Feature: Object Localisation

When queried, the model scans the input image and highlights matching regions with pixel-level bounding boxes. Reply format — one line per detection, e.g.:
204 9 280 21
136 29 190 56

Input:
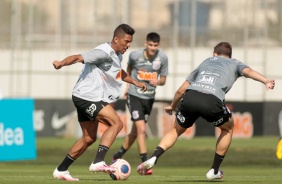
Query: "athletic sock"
150 146 165 164
93 145 109 163
57 154 75 171
113 146 127 160
140 153 148 162
211 152 225 174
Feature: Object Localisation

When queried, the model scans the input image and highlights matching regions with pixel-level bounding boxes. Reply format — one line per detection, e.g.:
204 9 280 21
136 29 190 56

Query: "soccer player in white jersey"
52 24 147 181
112 32 168 175
137 42 275 180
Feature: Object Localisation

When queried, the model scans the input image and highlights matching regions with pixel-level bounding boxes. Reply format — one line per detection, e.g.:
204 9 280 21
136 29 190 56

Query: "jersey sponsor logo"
86 104 96 117
211 118 224 126
152 60 161 70
136 60 152 66
108 95 118 101
137 71 157 81
191 83 216 93
200 71 219 76
116 70 122 80
137 88 155 95
197 75 216 85
132 110 139 119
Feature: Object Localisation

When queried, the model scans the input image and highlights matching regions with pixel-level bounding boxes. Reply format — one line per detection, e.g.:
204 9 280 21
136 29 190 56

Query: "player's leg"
136 98 155 162
53 120 98 181
137 91 196 175
135 119 154 175
112 120 148 161
134 97 154 175
112 122 137 160
54 96 105 181
206 117 234 180
113 95 151 163
135 119 147 159
113 95 138 160
89 104 123 174
216 118 234 155
71 120 99 158
137 120 186 175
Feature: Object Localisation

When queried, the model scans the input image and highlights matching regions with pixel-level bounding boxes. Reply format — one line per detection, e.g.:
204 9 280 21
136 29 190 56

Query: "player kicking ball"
52 24 146 181
137 42 275 180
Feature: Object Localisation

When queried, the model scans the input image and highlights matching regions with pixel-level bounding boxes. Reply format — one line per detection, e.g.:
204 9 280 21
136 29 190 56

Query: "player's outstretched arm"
53 54 84 70
164 80 190 115
242 67 275 91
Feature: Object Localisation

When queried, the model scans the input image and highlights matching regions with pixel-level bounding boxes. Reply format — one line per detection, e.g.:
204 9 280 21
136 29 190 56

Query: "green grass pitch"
0 137 282 183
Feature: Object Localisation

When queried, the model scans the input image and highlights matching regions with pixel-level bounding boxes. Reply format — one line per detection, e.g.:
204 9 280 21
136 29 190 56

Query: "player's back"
188 56 248 101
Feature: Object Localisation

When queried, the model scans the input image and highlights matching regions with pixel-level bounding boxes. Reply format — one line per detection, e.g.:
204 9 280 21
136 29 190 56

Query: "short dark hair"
146 32 160 43
113 24 135 37
214 42 232 58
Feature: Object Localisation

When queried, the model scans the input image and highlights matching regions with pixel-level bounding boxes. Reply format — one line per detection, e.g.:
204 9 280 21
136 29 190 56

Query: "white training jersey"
72 43 123 103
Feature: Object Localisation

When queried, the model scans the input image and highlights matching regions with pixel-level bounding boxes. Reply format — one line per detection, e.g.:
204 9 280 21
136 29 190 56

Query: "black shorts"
176 90 231 128
127 94 155 122
72 95 108 122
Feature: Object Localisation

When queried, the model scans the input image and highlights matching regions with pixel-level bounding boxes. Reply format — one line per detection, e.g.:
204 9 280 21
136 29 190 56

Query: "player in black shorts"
176 90 231 128
52 24 147 181
137 42 275 180
126 94 155 122
112 32 168 175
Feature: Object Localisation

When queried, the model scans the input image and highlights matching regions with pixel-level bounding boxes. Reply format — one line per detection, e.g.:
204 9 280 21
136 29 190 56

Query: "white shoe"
53 168 79 181
89 161 116 174
206 168 223 180
137 157 156 175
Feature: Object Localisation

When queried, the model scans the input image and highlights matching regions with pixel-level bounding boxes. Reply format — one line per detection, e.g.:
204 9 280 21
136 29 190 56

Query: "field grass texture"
0 137 282 183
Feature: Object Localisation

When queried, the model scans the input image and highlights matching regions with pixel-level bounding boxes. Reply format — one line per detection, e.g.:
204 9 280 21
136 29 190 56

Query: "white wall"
0 47 280 101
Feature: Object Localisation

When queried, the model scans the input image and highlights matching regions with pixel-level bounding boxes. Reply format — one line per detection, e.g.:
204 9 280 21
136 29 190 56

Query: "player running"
52 24 146 181
112 32 168 175
137 42 275 180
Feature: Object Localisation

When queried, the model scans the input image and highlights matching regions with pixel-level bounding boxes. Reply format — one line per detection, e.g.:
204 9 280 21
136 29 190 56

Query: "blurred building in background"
0 0 281 101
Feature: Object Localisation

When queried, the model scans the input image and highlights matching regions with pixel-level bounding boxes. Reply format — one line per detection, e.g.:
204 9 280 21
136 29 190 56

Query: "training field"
0 137 282 183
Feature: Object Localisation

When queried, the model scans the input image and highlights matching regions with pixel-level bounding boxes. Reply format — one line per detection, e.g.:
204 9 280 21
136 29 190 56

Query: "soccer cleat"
276 138 282 159
137 157 156 175
89 161 116 174
53 168 79 181
206 168 223 180
144 168 153 175
112 152 123 161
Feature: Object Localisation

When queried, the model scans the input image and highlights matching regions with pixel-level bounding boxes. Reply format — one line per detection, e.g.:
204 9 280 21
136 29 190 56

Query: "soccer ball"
109 159 131 180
